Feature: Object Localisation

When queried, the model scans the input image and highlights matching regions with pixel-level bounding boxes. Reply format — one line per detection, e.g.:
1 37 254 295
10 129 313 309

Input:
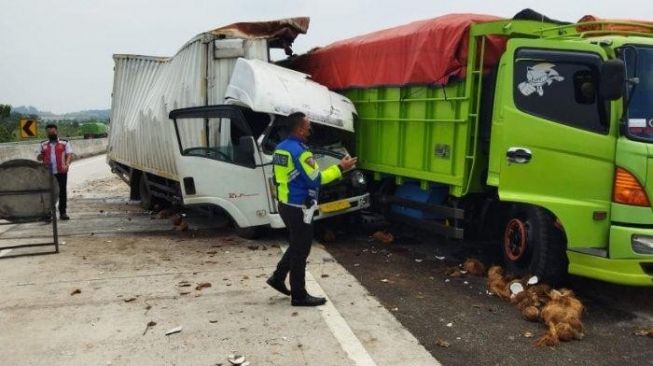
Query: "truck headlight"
632 235 653 255
350 170 367 187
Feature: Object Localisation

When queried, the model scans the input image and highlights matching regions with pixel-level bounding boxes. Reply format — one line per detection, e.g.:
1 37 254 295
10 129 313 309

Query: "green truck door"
489 40 616 249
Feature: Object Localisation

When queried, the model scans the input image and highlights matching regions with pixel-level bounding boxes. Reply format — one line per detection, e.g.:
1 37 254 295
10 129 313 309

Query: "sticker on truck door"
518 63 565 97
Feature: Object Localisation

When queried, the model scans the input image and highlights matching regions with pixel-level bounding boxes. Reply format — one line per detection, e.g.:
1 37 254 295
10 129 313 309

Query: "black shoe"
291 294 327 307
60 213 70 220
266 275 291 296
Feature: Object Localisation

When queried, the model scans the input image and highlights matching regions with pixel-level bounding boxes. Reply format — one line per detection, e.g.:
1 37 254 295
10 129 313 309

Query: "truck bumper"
568 225 653 286
269 193 371 229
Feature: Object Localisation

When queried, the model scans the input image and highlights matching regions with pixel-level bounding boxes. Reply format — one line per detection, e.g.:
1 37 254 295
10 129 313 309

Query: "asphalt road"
318 220 653 366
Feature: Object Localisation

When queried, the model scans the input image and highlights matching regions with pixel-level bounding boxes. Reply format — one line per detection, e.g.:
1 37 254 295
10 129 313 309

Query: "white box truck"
108 18 370 237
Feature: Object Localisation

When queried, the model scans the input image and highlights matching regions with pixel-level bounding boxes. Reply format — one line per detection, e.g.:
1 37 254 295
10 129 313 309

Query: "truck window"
176 116 254 167
513 49 608 134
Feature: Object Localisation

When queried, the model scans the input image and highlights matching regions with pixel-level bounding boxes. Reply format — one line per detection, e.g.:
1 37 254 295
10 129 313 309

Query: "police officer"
37 124 73 220
267 112 357 306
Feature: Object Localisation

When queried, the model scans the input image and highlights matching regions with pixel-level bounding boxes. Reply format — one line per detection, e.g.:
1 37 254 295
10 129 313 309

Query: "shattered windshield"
624 46 653 141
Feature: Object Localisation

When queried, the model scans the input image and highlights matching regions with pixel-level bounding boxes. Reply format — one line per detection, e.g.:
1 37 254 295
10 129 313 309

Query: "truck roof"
114 17 309 61
225 58 356 132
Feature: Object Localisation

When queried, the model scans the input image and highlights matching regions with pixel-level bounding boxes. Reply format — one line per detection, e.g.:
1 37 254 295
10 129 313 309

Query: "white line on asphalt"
282 245 378 366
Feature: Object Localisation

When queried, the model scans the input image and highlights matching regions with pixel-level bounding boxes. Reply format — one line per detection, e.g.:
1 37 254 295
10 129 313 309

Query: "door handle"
506 147 532 164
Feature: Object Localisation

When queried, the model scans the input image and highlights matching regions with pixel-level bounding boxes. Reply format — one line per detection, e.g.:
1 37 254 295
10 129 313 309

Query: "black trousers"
273 203 314 298
54 173 68 215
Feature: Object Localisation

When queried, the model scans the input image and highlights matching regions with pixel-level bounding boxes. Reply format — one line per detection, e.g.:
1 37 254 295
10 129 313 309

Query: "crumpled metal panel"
109 40 205 179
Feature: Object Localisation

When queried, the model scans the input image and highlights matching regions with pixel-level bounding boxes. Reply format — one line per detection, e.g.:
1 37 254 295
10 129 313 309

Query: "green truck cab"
296 16 653 285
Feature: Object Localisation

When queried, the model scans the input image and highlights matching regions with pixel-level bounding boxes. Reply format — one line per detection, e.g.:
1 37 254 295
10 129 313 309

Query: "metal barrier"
0 160 59 258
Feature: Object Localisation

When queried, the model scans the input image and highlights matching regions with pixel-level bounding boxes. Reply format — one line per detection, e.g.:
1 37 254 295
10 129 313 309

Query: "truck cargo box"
292 14 506 196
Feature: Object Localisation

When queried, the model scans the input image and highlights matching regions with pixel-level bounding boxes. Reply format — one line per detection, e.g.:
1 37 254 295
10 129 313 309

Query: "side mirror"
234 136 257 168
600 59 625 101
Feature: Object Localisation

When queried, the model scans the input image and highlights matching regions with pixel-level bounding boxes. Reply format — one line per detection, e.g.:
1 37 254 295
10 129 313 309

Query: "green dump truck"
80 122 108 139
294 11 653 285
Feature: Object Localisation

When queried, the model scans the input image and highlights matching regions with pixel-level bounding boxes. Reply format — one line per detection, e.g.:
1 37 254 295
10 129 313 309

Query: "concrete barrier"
0 138 108 163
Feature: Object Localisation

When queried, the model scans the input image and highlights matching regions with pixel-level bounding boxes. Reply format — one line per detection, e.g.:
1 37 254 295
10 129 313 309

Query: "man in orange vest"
37 124 73 220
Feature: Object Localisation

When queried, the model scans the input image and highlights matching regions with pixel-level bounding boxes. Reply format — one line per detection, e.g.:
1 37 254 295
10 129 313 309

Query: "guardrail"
0 138 108 163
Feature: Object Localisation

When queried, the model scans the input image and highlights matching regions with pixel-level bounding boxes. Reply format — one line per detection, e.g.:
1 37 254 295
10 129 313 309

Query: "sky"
1 0 652 114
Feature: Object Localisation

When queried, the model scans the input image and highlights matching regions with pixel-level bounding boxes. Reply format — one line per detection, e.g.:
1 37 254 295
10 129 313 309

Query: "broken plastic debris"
415 259 423 263
165 326 183 336
463 281 469 285
446 322 453 327
380 279 389 283
524 331 534 338
527 276 539 285
435 256 445 260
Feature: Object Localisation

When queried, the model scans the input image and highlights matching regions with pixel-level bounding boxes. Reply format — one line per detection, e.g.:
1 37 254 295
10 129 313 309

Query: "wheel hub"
504 218 528 261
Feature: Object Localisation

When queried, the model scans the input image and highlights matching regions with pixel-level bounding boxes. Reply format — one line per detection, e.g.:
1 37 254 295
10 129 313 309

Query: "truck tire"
139 176 154 210
502 205 568 284
235 225 265 239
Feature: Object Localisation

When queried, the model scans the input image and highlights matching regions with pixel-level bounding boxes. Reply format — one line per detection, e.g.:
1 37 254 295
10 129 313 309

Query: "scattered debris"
227 354 248 365
321 274 329 278
391 307 399 312
524 331 534 338
322 229 337 243
171 214 183 226
157 209 175 219
445 267 463 278
70 289 81 296
435 256 446 261
435 338 451 348
291 312 298 317
415 259 423 263
536 289 584 347
527 276 539 285
634 327 653 338
209 320 218 324
463 258 486 276
179 291 191 296
380 279 390 283
446 322 453 328
123 297 137 303
486 266 511 300
510 282 525 296
142 321 157 336
196 282 212 291
165 326 183 336
178 281 191 287
175 221 189 231
371 231 394 244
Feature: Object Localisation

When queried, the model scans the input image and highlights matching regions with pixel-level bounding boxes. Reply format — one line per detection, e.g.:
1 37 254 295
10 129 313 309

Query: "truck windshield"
624 46 653 142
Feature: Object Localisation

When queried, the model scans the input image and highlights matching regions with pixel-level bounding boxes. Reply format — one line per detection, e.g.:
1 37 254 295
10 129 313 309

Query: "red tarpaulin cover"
291 14 507 90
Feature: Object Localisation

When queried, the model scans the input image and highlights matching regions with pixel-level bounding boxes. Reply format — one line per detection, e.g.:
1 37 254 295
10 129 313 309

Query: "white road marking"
282 245 378 366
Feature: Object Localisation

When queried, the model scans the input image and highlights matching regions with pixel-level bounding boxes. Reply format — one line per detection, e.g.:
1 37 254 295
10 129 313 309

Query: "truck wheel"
235 225 265 239
502 205 568 284
139 176 154 210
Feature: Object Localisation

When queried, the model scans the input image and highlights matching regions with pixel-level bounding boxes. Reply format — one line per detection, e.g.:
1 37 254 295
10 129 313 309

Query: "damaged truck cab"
108 18 369 238
169 59 369 235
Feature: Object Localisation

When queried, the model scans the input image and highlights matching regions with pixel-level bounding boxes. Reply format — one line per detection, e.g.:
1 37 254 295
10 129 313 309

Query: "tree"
0 104 11 118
